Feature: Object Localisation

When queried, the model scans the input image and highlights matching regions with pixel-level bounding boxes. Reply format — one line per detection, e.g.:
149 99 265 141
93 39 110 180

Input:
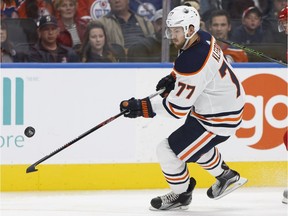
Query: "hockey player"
120 5 247 210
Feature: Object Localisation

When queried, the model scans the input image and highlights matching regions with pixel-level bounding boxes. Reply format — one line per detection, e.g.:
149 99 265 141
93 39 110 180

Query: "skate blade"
213 177 248 200
282 198 288 204
149 205 189 211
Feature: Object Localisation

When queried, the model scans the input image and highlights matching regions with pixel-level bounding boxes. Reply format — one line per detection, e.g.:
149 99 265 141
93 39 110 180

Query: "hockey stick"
26 88 165 173
216 38 287 67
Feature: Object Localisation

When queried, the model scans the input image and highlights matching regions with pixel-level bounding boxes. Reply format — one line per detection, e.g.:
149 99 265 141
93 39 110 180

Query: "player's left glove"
156 72 176 98
120 97 156 118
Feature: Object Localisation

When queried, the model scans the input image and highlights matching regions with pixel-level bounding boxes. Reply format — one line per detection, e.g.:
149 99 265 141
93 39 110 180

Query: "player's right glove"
156 72 176 98
120 97 156 118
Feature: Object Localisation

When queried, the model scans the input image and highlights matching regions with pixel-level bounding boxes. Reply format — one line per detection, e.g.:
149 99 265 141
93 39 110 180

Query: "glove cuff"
170 71 176 80
141 97 155 118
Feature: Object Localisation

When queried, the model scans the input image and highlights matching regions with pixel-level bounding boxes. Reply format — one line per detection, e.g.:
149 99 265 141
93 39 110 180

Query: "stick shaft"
26 89 164 173
216 38 287 67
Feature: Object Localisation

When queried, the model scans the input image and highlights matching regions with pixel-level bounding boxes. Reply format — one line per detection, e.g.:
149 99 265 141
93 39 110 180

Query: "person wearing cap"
231 6 274 44
127 9 177 62
27 15 80 62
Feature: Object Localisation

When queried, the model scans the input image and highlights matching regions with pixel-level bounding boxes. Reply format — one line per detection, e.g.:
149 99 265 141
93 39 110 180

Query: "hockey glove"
156 72 176 98
120 97 156 118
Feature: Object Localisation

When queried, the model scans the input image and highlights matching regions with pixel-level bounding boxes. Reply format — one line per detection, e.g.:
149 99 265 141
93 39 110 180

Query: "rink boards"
1 63 287 191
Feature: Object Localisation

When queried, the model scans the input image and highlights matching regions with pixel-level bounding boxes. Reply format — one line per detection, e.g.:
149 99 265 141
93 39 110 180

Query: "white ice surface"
1 187 287 216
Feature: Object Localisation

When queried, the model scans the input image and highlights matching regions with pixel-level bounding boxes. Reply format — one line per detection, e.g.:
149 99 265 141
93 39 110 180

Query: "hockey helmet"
278 6 288 32
165 5 200 40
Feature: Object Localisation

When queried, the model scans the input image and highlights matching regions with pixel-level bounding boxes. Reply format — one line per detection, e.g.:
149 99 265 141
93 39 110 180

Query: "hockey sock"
196 147 226 177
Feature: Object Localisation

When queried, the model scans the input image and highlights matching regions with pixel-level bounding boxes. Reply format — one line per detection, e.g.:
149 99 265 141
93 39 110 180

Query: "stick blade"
26 165 38 173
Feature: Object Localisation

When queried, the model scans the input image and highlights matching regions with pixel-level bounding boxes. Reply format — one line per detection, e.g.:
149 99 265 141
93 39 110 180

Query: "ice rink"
1 187 287 216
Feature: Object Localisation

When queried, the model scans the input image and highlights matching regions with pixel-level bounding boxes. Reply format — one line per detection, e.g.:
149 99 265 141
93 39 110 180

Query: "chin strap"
181 31 198 50
181 38 190 51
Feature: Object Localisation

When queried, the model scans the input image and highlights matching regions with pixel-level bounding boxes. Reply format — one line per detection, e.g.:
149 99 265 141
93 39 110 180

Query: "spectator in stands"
98 0 154 50
1 20 18 62
231 6 274 44
77 0 110 20
248 1 287 44
80 20 125 62
27 15 79 62
127 9 177 62
53 0 88 53
208 10 248 63
17 0 55 22
1 0 19 18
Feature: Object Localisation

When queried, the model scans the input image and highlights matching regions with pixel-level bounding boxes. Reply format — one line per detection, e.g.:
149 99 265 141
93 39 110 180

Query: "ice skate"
207 169 247 200
150 177 196 211
282 189 288 204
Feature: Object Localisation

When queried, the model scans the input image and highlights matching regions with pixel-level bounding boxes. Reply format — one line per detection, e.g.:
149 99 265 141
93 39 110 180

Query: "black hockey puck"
24 126 35 138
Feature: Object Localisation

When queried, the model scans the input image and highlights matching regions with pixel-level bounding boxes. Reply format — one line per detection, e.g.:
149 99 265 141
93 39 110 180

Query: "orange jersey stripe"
192 111 243 122
180 132 214 161
164 171 190 182
201 148 220 169
168 103 188 117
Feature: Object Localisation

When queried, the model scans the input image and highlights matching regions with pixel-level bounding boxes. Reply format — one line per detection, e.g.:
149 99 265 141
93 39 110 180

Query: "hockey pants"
156 115 230 194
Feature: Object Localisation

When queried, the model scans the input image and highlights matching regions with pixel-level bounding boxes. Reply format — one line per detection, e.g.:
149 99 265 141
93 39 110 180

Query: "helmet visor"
165 27 185 39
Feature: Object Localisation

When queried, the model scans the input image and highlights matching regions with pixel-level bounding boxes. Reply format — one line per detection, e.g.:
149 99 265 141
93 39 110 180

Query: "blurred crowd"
0 0 287 63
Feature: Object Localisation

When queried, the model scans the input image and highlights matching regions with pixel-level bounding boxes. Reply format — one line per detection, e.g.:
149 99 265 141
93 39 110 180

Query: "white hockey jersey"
152 31 245 136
